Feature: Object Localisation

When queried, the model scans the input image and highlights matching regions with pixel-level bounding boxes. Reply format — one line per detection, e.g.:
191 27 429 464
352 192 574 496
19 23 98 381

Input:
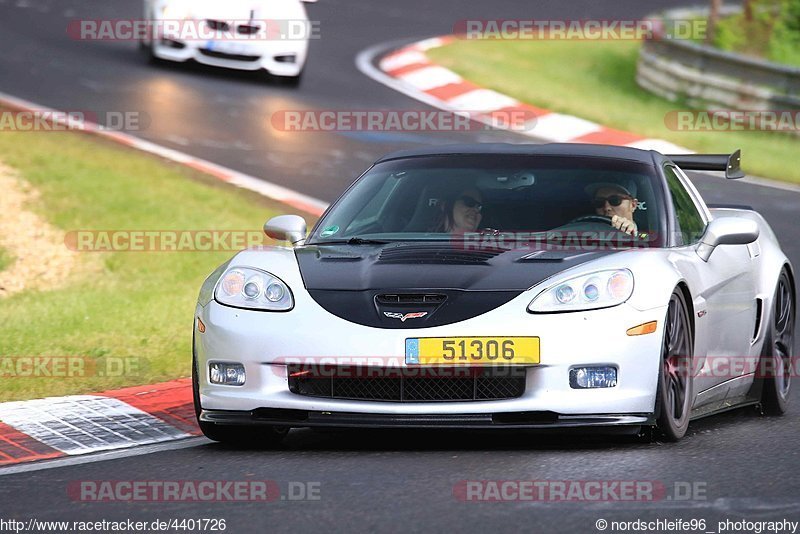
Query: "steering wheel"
568 215 613 225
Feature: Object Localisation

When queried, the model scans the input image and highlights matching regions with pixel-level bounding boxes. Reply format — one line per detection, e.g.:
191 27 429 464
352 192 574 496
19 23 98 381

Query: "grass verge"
0 123 312 401
0 247 12 272
428 39 800 183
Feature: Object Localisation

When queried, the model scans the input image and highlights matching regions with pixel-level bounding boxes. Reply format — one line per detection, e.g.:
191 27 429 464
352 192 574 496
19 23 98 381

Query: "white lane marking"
526 113 603 142
446 89 519 113
0 396 189 454
412 37 446 51
0 437 209 476
0 91 329 216
398 66 462 91
379 50 428 72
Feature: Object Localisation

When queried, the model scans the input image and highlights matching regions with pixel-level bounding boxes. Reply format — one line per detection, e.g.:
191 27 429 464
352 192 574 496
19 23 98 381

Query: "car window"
343 174 401 234
310 155 667 247
664 165 706 246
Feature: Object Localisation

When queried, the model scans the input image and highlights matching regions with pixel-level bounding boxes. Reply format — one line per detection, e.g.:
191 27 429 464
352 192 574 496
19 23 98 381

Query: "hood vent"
378 245 500 265
375 293 447 305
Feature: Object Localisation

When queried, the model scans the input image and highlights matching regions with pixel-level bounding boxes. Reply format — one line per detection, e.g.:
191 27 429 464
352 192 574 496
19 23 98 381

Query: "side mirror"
696 217 759 262
264 215 307 245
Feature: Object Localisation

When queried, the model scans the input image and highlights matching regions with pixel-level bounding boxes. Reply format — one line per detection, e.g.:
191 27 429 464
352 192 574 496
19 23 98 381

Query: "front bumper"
152 37 306 76
195 288 668 422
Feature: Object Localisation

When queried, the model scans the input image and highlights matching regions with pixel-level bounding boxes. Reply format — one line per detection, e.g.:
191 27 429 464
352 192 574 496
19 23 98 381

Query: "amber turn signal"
626 321 657 336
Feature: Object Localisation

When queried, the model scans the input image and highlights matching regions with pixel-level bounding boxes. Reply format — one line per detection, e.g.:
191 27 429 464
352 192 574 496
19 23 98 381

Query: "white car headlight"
161 1 192 20
214 267 293 311
528 269 634 313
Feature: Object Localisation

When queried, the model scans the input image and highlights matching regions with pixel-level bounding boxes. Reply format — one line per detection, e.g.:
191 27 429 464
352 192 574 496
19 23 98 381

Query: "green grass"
0 127 311 401
428 40 800 183
0 247 12 272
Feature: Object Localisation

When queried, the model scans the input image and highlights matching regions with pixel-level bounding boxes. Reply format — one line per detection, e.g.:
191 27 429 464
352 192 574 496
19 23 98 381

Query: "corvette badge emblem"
383 311 428 322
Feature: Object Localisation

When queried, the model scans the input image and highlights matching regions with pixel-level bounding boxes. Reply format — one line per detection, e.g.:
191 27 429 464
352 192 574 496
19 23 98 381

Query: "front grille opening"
274 54 297 63
237 24 260 35
288 365 526 402
159 38 186 49
199 49 261 62
375 293 446 305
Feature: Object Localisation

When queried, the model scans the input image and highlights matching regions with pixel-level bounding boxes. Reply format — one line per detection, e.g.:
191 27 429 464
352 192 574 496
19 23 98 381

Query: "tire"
192 336 287 447
273 71 303 87
760 269 795 415
654 289 694 441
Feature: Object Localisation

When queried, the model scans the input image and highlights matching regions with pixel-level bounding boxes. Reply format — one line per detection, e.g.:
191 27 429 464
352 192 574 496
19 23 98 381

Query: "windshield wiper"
314 237 392 245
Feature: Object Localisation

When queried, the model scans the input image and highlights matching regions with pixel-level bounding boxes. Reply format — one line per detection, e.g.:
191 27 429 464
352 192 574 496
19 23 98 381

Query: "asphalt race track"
1 0 800 532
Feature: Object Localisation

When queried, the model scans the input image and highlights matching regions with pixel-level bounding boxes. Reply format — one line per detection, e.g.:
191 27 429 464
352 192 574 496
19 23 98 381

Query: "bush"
711 0 800 66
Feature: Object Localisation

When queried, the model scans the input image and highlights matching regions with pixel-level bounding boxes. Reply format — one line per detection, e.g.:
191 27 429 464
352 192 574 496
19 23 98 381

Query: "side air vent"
752 298 763 343
378 246 500 265
376 294 447 305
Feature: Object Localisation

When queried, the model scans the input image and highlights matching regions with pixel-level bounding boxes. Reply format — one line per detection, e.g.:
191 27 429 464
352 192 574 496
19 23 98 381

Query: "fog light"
274 54 296 63
209 362 246 386
569 366 617 389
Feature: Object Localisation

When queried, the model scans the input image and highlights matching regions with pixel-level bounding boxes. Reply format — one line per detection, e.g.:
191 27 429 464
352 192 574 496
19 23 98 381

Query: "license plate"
405 337 540 365
206 40 253 55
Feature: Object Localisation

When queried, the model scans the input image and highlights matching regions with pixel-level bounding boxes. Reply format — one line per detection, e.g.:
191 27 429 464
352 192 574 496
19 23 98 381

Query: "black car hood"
295 243 615 328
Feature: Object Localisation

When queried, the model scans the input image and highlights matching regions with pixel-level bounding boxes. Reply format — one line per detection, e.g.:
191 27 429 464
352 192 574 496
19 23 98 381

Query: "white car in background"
141 0 315 84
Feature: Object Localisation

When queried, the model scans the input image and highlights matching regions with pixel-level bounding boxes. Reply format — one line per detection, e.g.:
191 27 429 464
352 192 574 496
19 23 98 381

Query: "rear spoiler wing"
666 149 744 179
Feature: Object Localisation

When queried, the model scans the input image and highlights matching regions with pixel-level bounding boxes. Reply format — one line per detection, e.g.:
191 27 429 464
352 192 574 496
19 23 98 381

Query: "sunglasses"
592 194 631 209
458 196 483 211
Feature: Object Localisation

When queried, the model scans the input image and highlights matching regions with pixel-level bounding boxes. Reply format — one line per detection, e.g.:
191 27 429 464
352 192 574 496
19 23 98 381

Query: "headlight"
528 269 633 313
161 1 192 20
214 267 293 311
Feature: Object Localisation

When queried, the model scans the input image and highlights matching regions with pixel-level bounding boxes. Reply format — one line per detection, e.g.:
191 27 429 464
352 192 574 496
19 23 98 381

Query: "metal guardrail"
636 7 800 111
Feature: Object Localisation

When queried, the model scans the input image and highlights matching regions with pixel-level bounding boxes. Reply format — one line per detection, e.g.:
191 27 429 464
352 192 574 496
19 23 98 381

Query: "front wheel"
760 269 795 415
654 289 693 441
273 71 303 87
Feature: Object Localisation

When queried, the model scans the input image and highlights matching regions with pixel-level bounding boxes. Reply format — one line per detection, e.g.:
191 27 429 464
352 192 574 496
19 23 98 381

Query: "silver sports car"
193 143 795 443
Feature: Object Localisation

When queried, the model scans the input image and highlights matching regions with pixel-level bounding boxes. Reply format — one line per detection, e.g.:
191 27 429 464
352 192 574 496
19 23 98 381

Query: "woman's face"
451 189 483 232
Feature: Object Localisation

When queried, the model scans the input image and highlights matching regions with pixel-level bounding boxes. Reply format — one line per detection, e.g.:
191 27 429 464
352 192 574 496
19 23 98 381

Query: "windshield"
309 155 665 248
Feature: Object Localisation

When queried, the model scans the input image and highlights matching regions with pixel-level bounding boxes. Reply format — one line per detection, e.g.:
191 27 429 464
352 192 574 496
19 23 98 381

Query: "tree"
707 0 723 43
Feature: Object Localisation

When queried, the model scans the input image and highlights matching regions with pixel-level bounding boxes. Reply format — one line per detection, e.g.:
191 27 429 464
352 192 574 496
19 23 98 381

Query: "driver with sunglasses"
431 187 484 233
585 180 639 236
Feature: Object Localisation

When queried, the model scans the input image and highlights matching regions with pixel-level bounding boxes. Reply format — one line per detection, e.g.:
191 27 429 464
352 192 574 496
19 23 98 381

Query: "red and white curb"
359 36 690 154
0 379 199 466
0 91 328 217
